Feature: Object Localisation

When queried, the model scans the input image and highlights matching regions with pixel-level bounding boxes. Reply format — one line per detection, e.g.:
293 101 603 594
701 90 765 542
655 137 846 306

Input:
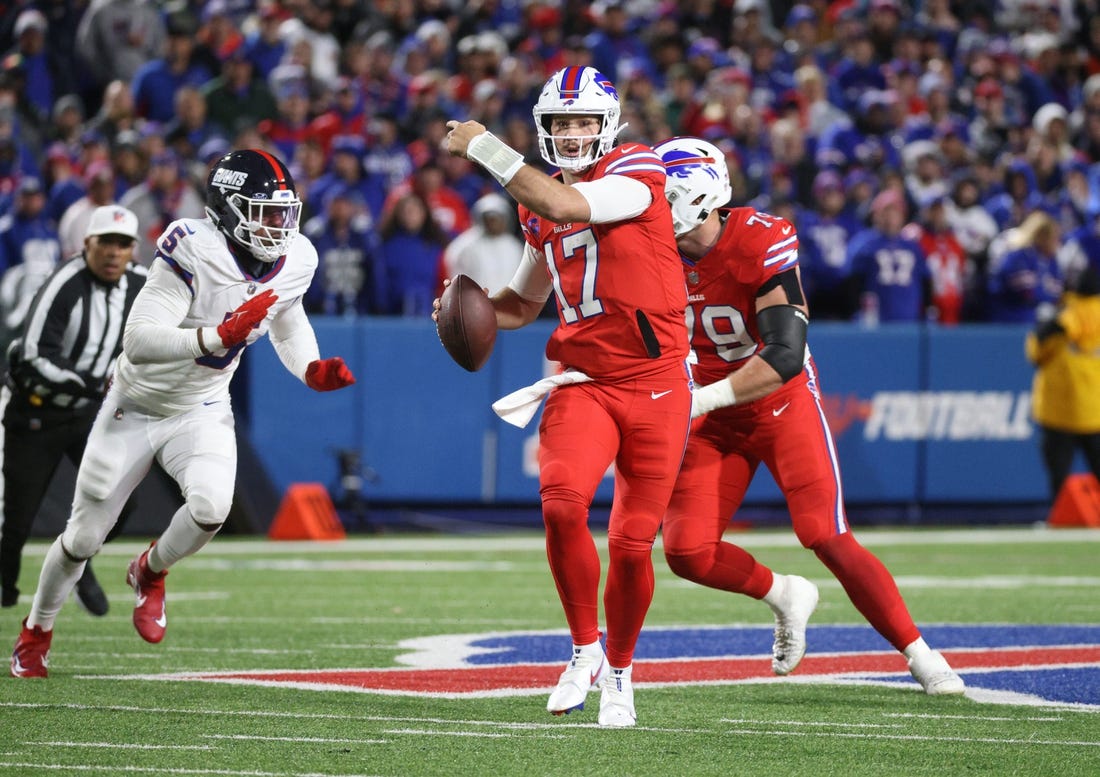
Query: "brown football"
436 274 498 372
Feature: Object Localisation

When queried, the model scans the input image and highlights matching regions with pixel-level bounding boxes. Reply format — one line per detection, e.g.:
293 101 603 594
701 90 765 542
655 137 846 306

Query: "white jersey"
113 217 320 415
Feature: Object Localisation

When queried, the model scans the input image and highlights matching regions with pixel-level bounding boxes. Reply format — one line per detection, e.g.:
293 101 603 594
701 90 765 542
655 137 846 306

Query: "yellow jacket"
1026 293 1100 433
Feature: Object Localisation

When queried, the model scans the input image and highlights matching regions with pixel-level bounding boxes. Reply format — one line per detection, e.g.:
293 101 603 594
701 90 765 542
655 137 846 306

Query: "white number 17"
544 229 604 323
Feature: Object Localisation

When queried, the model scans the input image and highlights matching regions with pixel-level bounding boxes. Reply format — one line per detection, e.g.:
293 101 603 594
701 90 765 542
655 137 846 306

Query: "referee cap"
86 205 139 241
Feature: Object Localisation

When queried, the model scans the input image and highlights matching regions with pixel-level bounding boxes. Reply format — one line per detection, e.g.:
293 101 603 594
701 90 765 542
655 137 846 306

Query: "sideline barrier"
246 319 1063 511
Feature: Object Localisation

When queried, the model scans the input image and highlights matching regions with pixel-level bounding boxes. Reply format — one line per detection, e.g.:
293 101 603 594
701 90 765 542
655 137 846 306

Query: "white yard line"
18 526 1100 558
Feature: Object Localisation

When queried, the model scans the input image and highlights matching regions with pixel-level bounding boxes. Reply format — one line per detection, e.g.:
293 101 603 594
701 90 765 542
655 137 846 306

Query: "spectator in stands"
83 80 138 150
75 0 166 97
279 0 342 88
305 134 372 219
110 130 146 199
6 9 57 122
376 190 448 316
307 76 367 157
1026 267 1100 503
202 41 279 141
361 113 413 221
357 30 406 120
384 159 471 239
1059 208 1100 290
58 160 117 257
258 70 314 162
798 170 862 321
43 144 82 224
984 159 1044 232
243 1 289 82
441 192 523 295
847 188 932 323
303 184 380 316
119 150 205 265
131 11 215 125
585 1 652 84
0 177 62 339
163 86 221 163
987 210 1064 323
908 193 968 324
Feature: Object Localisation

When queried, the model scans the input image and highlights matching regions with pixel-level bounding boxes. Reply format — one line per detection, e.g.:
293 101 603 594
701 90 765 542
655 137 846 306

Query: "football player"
441 66 692 726
655 136 965 695
12 149 356 678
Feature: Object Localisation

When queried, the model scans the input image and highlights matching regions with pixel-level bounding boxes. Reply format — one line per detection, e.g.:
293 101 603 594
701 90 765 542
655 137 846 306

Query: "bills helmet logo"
662 150 721 181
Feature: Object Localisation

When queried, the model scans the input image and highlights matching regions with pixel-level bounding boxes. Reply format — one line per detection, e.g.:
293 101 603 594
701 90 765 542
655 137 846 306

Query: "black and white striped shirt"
6 254 147 411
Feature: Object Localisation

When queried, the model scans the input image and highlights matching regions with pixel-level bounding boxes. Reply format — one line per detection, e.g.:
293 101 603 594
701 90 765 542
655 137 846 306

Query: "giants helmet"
205 149 301 262
654 137 733 238
532 66 623 172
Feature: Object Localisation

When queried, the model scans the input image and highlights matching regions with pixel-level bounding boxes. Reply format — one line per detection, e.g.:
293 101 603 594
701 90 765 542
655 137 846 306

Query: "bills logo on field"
132 625 1100 710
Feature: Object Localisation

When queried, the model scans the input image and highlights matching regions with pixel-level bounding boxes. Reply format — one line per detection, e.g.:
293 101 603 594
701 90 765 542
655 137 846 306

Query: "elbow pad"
756 304 808 383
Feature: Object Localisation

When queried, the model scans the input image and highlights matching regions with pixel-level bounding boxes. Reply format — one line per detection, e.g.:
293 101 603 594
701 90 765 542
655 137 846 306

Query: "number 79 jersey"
684 207 802 386
517 144 689 381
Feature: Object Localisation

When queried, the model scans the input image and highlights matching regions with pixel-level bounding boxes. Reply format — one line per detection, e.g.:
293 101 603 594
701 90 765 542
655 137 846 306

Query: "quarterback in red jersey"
443 66 692 726
654 137 965 695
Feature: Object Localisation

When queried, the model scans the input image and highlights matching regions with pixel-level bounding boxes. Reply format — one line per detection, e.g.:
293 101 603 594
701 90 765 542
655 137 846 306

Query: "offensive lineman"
12 149 356 677
442 66 692 726
655 137 965 695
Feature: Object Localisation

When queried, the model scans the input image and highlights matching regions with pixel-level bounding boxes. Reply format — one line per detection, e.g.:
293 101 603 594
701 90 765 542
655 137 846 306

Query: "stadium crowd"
1 0 1099 327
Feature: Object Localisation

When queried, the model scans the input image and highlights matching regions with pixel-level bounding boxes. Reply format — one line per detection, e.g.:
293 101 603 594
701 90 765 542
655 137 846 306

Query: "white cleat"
547 645 609 715
908 649 966 696
598 666 636 728
770 574 819 675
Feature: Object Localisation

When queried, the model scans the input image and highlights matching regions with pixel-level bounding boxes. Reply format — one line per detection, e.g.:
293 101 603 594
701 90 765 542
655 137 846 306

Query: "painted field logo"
135 624 1100 711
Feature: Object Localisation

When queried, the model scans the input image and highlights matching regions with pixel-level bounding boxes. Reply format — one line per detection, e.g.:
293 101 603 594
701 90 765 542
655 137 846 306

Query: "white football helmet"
533 66 623 172
654 137 733 237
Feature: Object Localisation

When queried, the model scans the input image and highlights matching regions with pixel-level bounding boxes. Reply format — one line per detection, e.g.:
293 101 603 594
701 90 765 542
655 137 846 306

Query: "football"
436 274 498 372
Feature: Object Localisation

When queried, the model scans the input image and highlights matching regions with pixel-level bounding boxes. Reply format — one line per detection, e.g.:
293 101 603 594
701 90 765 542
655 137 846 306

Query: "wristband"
197 327 213 356
690 379 736 419
466 131 525 186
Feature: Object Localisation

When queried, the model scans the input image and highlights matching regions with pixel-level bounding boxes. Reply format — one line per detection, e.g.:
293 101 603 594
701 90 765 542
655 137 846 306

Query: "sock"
814 532 922 652
149 505 220 572
543 498 602 646
26 537 85 631
603 541 653 668
903 637 932 661
762 572 789 613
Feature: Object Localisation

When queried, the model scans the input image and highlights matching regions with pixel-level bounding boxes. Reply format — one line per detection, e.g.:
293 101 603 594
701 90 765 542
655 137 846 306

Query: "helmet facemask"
226 189 301 262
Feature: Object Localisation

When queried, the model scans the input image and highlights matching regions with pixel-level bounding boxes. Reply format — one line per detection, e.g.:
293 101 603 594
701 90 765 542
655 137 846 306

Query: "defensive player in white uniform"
12 149 356 677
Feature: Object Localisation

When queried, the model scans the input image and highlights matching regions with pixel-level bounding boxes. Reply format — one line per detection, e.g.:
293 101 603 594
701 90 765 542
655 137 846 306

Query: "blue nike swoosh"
202 400 220 406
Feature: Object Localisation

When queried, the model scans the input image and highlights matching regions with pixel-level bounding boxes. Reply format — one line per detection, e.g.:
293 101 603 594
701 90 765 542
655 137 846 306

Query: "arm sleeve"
121 260 208 364
267 297 321 382
507 242 554 303
572 174 652 223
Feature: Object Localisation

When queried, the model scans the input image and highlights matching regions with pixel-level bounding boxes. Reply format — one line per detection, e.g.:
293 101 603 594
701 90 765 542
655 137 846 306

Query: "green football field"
2 525 1099 776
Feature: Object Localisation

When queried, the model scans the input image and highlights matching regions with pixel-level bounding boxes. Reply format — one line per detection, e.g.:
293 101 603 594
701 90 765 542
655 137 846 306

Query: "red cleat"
126 545 168 644
11 619 51 678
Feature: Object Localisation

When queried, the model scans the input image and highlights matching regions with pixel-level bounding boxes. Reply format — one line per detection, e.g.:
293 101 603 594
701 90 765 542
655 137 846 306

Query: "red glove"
305 357 356 392
217 289 278 348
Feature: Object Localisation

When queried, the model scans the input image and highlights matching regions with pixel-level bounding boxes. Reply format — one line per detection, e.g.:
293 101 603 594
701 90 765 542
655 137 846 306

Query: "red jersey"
518 143 689 380
684 207 803 387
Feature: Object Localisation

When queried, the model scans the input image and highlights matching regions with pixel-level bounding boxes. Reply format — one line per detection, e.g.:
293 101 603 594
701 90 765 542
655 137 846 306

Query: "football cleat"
769 574 820 675
126 545 168 644
908 649 966 695
547 644 609 715
74 562 109 617
11 619 51 678
598 666 636 727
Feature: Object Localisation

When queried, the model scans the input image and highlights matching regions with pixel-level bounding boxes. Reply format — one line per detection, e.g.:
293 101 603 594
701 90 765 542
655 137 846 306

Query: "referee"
1 206 146 615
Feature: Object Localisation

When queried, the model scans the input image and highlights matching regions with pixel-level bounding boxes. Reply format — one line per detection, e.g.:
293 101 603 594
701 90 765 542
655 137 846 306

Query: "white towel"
491 370 594 428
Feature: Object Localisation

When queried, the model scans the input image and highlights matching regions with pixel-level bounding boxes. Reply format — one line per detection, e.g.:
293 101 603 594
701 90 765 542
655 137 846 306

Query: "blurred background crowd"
1 0 1099 335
